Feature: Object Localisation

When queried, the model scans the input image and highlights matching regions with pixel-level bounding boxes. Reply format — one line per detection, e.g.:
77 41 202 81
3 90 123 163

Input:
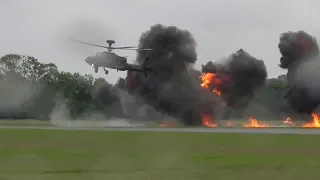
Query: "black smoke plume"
278 31 319 70
278 30 320 114
91 80 124 118
136 24 197 70
126 24 217 126
202 49 267 119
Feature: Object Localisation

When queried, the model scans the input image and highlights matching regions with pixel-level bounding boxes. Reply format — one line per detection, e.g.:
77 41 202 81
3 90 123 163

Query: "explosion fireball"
122 24 320 129
126 24 217 126
200 49 267 120
200 73 222 96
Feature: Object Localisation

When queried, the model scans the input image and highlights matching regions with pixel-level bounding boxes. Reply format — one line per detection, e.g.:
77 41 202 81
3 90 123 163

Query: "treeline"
0 54 127 120
0 53 307 121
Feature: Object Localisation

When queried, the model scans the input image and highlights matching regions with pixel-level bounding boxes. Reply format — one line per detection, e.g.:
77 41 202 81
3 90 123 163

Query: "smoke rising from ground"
91 80 124 118
0 75 39 118
278 30 320 114
202 49 267 119
125 24 217 125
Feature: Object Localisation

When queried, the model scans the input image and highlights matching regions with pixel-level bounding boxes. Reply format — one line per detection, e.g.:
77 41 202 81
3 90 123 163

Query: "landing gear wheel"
105 69 109 74
94 66 98 73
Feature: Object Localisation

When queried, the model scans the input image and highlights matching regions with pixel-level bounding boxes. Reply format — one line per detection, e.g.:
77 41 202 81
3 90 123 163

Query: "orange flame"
202 113 218 127
283 117 295 126
155 114 320 128
200 73 223 96
157 122 174 127
243 117 270 128
213 90 221 96
225 122 233 127
302 113 320 127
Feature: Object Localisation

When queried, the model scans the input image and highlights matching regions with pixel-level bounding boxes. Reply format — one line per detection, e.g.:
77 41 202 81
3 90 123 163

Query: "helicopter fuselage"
71 38 153 75
85 51 128 70
84 51 154 76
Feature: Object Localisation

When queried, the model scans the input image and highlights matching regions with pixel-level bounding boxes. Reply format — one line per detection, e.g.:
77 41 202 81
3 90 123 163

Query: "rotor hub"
106 40 115 47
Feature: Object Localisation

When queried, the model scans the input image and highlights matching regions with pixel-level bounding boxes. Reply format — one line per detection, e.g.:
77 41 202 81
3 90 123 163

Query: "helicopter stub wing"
125 63 155 77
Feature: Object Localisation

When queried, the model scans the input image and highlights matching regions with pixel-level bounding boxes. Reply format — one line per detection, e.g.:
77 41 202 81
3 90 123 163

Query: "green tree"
0 54 58 119
266 78 288 91
277 74 287 83
0 54 23 74
0 53 128 120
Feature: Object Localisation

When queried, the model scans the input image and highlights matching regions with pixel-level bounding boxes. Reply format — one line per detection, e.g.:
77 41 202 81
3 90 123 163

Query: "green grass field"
0 129 319 180
0 120 50 125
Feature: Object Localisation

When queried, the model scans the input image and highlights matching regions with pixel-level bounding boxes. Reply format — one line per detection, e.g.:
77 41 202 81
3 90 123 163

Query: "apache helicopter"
70 39 154 76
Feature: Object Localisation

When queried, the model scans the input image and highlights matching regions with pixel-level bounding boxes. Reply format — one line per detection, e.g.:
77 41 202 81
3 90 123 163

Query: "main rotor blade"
112 46 137 49
70 39 111 49
111 47 153 51
70 39 153 51
116 47 153 51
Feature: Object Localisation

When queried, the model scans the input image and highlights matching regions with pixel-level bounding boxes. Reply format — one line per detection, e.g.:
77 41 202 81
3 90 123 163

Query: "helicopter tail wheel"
105 69 109 74
94 66 98 73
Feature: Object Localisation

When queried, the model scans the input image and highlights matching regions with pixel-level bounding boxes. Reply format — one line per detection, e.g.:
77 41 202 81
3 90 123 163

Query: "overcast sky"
1 0 320 84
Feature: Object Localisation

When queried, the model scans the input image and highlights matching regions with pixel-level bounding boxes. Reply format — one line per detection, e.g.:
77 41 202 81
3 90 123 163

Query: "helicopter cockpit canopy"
88 52 102 58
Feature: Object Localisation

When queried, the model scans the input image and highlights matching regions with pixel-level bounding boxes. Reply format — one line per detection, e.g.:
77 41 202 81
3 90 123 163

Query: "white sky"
1 0 320 84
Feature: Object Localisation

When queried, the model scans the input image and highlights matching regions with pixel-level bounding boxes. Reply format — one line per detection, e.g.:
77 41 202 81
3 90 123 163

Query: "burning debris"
302 113 320 127
155 114 320 128
283 117 295 127
200 49 267 119
243 117 270 128
157 123 174 128
278 31 320 114
126 24 217 126
201 113 219 127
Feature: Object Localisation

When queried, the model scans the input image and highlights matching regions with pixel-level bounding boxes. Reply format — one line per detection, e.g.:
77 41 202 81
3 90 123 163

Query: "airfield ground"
0 126 320 180
0 120 50 125
0 119 302 127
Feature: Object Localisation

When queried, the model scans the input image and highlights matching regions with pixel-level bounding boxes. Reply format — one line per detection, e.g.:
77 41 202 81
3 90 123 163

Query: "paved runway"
1 125 320 135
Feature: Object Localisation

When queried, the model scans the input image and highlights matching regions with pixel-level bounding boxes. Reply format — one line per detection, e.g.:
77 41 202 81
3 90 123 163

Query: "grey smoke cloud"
278 30 320 114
